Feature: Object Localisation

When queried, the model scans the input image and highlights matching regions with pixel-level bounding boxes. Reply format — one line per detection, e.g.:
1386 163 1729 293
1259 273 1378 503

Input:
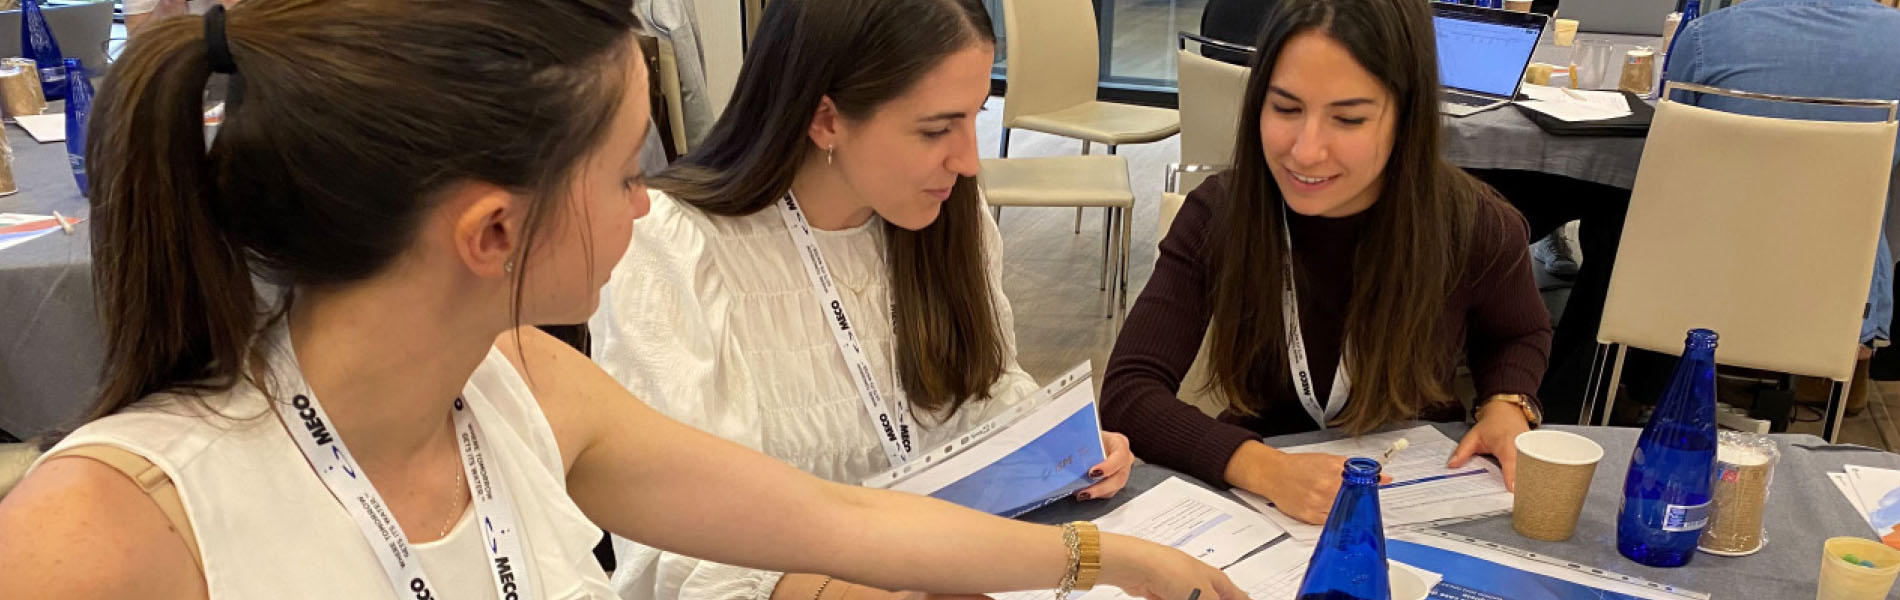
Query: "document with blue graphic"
1382 531 1703 600
863 363 1106 517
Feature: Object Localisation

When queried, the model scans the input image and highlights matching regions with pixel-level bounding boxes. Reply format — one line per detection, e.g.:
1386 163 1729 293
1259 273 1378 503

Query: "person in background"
1101 0 1552 525
0 1 1243 598
1666 0 1900 414
122 0 231 38
589 1 1136 598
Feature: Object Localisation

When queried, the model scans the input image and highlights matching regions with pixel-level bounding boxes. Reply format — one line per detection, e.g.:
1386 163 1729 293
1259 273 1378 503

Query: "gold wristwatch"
1478 393 1542 427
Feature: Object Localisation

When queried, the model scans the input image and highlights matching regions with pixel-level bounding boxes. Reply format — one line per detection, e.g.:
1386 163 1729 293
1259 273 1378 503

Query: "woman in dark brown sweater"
1101 0 1553 525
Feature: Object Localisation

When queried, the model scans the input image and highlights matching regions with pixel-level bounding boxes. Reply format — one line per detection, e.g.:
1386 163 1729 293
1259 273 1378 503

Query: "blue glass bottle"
63 58 91 196
20 0 66 100
1297 458 1390 600
1616 328 1718 568
1660 0 1700 81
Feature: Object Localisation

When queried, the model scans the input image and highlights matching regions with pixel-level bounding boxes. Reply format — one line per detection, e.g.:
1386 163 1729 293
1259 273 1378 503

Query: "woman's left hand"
1078 432 1136 501
1448 399 1533 490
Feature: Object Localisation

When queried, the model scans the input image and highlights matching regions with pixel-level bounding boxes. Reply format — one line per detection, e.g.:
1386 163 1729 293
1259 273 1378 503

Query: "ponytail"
86 15 258 422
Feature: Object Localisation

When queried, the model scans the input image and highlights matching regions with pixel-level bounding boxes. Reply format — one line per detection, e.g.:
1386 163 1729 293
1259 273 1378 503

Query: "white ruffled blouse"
589 189 1040 600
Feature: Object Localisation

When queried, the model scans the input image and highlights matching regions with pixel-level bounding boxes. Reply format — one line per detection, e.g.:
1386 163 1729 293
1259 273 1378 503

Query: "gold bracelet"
812 577 835 600
1072 522 1101 591
1056 524 1082 599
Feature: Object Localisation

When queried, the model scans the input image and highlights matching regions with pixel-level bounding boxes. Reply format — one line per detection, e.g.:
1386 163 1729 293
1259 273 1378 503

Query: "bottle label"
39 66 64 83
1662 501 1710 532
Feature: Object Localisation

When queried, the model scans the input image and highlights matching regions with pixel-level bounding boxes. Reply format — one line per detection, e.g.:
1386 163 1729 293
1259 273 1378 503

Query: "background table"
1024 422 1900 599
0 123 97 440
1441 33 1661 190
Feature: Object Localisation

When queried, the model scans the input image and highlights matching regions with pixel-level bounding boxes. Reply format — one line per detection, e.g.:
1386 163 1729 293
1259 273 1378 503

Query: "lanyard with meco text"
271 326 533 600
1280 205 1352 428
776 192 915 466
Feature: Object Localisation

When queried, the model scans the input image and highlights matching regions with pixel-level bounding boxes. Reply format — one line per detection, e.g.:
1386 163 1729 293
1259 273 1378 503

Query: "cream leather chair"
1581 82 1899 442
998 0 1180 238
1171 34 1252 195
1156 192 1228 417
980 155 1135 318
0 442 41 499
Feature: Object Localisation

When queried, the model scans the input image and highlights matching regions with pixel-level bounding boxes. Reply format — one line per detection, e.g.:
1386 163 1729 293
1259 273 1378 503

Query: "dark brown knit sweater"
1101 173 1552 487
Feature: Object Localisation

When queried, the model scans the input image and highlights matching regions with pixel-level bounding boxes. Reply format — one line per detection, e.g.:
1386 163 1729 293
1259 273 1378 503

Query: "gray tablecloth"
1024 422 1900 599
1441 33 1661 190
0 123 97 439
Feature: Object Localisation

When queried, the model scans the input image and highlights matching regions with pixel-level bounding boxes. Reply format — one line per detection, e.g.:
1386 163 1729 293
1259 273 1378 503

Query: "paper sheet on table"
1231 425 1513 542
1223 539 1440 600
990 478 1286 600
1516 83 1633 122
1845 465 1900 541
864 363 1105 517
1093 477 1285 568
14 113 64 143
1385 531 1705 600
0 213 79 253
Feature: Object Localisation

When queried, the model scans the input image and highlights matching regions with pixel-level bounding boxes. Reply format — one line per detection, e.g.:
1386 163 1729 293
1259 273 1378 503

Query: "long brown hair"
78 0 638 436
1206 0 1483 433
652 0 1005 417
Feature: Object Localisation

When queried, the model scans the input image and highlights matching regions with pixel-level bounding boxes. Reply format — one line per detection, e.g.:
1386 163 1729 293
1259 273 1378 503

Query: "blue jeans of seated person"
1670 0 1900 345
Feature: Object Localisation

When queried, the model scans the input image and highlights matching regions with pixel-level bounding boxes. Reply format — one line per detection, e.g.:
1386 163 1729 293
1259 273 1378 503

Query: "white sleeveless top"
35 343 615 599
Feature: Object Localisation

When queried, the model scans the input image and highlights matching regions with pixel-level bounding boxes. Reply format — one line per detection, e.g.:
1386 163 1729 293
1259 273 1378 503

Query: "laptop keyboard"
1443 92 1497 108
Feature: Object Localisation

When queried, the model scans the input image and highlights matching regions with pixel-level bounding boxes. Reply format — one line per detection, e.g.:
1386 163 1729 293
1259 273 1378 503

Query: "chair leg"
992 206 1002 224
1109 205 1124 311
1105 207 1120 319
1099 208 1111 291
1582 342 1624 426
1825 380 1849 443
999 127 1012 158
1074 208 1082 234
1081 140 1091 154
1107 145 1118 155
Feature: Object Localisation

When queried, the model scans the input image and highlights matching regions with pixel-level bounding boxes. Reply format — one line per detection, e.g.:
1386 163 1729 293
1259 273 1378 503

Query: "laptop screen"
1433 5 1545 98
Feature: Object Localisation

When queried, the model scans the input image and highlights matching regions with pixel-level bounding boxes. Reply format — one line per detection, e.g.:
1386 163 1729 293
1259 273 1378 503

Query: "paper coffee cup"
1553 19 1580 46
1818 537 1900 600
1505 0 1533 12
1512 430 1603 542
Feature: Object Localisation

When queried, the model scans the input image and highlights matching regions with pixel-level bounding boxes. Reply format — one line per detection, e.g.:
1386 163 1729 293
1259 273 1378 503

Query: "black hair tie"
205 4 236 74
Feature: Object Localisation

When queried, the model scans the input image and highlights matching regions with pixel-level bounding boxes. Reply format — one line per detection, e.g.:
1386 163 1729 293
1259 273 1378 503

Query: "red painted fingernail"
1089 469 1104 478
1078 492 1092 501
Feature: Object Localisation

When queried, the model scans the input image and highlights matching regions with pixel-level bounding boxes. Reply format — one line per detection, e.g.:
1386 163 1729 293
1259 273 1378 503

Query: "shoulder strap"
51 444 204 571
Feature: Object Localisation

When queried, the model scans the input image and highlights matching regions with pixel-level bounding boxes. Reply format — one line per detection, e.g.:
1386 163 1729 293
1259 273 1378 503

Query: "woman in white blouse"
590 1 1136 599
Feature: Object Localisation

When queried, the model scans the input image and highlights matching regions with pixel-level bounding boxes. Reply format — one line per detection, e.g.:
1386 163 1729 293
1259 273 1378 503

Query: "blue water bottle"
20 0 67 100
1660 0 1700 80
1297 458 1390 600
1616 328 1718 568
63 58 91 196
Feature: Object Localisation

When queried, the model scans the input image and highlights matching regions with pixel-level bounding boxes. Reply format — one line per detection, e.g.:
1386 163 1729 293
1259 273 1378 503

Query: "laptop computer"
1434 3 1547 117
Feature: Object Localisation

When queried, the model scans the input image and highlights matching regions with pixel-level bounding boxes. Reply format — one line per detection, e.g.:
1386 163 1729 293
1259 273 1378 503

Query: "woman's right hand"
1224 442 1390 525
1100 534 1249 600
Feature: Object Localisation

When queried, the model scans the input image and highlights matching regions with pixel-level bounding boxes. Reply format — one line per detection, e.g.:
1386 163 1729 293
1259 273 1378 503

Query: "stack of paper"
1223 540 1441 600
1515 83 1634 122
992 477 1287 600
1830 464 1900 546
1232 425 1514 542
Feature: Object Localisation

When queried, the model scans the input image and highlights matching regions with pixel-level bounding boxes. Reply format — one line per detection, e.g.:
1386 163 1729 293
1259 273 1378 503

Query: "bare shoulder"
0 455 205 599
494 326 641 474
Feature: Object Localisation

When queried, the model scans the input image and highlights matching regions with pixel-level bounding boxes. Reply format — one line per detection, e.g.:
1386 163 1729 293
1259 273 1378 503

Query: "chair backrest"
0 443 42 499
1600 90 1898 382
1156 191 1227 416
0 1 114 80
1176 47 1249 192
1001 0 1098 126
